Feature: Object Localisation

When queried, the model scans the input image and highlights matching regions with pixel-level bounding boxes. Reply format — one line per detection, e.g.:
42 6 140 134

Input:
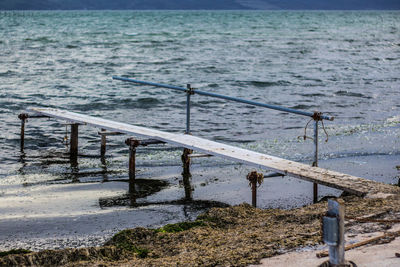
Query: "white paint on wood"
27 107 387 197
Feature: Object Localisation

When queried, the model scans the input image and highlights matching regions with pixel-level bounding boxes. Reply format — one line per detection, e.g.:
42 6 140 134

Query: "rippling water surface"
0 10 399 249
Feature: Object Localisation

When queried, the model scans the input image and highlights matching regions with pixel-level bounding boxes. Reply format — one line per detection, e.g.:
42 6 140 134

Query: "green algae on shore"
1 191 400 266
0 249 31 257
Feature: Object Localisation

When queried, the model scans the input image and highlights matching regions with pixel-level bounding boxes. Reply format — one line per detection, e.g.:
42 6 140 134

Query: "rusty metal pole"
247 171 261 208
126 138 139 184
181 148 193 200
70 124 79 164
313 119 319 203
125 138 139 206
18 114 28 152
186 84 193 135
128 142 136 206
100 128 106 158
252 178 257 208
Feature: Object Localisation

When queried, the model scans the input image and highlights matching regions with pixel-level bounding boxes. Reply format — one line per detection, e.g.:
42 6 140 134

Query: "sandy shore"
255 225 400 267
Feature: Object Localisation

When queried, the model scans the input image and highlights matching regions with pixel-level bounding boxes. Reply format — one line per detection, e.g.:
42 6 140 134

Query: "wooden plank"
26 107 387 197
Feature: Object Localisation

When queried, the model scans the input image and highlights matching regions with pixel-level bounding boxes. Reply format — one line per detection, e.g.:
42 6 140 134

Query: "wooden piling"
18 113 28 151
125 138 141 206
126 138 139 183
70 124 79 163
181 148 193 200
100 128 106 157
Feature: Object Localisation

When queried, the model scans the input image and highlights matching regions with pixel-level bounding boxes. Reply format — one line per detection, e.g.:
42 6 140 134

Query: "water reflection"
17 151 27 175
15 141 228 217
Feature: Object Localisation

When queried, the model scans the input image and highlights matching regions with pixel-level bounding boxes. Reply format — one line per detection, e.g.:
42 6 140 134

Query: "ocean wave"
334 90 372 99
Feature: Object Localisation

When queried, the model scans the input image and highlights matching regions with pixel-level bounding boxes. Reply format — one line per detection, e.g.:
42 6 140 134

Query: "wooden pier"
20 107 397 203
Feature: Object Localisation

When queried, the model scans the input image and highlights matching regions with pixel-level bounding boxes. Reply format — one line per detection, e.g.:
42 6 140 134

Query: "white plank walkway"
27 107 394 197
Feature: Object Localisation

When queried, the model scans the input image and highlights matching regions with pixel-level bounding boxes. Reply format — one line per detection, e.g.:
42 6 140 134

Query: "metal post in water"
126 138 139 183
100 128 106 158
186 84 193 134
183 84 193 200
128 142 136 205
18 113 28 152
247 171 262 208
126 138 140 206
252 179 257 207
70 124 79 164
129 145 136 182
313 118 319 203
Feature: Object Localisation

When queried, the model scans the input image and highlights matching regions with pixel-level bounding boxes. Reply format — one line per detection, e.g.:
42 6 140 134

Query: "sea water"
0 11 399 250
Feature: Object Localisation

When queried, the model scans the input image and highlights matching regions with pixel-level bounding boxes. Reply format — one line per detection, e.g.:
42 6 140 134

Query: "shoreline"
1 189 400 266
0 153 398 255
0 154 398 252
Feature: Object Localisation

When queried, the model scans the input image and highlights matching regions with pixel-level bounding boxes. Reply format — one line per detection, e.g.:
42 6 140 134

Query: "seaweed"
0 249 31 257
155 220 206 233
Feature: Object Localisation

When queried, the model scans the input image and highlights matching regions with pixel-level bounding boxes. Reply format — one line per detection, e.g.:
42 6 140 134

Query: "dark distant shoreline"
1 9 400 11
0 0 399 11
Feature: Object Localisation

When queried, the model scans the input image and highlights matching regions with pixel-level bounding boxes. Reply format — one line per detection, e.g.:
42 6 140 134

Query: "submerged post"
70 123 79 164
126 138 139 183
126 138 139 207
186 84 193 134
18 113 28 151
181 148 193 200
100 128 106 158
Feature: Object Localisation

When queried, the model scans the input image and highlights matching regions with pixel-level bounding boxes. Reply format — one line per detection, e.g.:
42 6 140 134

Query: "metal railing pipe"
186 84 192 134
193 90 332 120
112 76 187 93
112 76 334 121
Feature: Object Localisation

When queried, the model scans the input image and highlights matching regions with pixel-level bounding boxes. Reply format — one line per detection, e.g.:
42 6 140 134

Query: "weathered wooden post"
181 148 193 200
100 128 106 158
126 138 139 183
70 123 79 164
125 138 141 206
98 130 123 159
18 113 28 151
323 199 346 266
